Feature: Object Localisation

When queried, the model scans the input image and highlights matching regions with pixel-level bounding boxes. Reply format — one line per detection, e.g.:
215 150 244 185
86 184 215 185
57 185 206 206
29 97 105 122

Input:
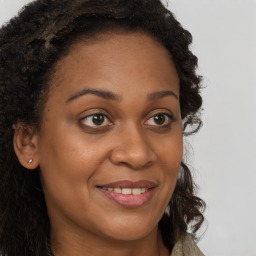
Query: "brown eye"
153 114 166 125
80 113 111 127
91 114 105 125
145 113 173 127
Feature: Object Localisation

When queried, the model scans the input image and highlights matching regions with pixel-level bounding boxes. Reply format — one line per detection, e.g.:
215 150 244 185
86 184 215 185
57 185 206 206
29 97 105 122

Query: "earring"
27 159 33 165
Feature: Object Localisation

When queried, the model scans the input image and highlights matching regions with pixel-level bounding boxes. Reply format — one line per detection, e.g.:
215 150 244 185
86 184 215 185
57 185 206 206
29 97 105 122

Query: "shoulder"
170 234 205 256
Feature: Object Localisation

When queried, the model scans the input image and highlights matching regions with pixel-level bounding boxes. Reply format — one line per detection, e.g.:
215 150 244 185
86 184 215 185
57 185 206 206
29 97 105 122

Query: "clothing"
171 234 205 256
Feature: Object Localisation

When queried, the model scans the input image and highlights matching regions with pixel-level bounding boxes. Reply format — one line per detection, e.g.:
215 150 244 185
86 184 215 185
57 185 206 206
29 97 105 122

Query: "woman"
0 0 205 255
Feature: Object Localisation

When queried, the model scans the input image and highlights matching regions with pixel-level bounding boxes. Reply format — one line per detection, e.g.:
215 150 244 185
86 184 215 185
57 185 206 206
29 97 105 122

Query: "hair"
0 0 205 255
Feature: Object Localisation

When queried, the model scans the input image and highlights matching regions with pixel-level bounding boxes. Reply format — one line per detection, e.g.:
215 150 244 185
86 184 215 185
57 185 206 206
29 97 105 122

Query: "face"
35 32 183 242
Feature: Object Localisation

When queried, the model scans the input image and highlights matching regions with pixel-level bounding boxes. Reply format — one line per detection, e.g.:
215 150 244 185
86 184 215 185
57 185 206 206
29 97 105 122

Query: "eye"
80 113 112 128
145 113 173 127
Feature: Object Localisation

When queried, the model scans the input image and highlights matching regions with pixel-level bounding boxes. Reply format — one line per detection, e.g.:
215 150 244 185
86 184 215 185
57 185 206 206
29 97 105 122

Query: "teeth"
141 188 146 193
132 188 142 195
122 188 132 195
114 188 122 193
103 187 148 195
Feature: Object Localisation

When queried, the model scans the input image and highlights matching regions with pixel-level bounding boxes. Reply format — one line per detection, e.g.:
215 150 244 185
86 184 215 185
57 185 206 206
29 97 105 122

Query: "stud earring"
27 159 33 165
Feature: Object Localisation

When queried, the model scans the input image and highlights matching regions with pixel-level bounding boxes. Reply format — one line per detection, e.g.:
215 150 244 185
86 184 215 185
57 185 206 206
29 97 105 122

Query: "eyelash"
79 111 174 130
145 112 174 127
80 112 112 128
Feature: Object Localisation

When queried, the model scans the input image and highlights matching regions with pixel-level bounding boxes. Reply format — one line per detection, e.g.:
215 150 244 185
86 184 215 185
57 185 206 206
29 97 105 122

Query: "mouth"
101 187 149 195
97 180 157 208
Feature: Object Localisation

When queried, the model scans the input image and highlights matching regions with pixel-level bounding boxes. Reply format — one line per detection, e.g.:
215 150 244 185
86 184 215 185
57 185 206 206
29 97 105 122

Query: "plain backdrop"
1 1 256 255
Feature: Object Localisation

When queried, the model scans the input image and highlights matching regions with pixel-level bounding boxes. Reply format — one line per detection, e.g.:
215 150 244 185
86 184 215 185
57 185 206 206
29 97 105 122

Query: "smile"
102 187 148 195
97 180 157 207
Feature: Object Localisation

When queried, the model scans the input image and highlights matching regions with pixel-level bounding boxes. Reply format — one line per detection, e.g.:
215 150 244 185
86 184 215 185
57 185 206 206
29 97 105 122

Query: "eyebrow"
66 88 121 103
66 88 178 104
147 90 179 101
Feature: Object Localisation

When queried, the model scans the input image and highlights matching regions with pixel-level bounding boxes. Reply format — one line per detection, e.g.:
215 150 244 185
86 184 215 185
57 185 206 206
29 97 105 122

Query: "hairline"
35 27 174 130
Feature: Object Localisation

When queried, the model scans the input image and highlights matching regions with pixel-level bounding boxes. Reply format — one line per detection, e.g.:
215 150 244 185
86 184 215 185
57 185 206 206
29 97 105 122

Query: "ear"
13 122 39 170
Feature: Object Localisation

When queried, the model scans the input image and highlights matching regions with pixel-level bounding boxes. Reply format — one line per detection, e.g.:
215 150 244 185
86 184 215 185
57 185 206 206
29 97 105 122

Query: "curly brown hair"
0 0 205 255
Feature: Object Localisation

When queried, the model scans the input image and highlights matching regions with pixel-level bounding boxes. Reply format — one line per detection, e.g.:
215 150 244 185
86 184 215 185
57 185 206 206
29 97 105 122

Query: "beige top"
171 234 205 256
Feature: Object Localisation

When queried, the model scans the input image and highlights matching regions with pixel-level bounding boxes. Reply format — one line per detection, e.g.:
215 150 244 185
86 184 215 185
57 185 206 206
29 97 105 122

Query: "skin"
14 32 183 256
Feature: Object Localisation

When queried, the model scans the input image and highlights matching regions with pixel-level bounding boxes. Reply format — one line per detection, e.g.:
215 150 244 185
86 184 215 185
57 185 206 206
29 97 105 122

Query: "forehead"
48 31 179 100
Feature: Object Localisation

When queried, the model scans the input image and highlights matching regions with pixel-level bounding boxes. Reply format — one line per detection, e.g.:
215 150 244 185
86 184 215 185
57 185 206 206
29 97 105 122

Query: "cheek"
37 127 110 222
159 129 183 166
157 130 183 191
37 123 109 196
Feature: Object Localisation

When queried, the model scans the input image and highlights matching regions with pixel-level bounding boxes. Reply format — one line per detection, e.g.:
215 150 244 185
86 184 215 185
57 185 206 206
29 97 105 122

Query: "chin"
97 215 159 241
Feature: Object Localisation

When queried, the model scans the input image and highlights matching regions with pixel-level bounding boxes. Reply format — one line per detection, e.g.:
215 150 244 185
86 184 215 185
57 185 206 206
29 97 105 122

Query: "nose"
109 125 157 169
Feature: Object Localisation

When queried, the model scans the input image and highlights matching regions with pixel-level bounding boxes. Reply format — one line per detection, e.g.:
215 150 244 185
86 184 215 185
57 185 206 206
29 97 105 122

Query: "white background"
1 1 256 255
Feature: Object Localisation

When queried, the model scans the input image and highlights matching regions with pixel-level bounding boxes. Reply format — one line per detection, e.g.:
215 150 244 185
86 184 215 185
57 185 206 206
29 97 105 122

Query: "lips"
97 180 157 208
